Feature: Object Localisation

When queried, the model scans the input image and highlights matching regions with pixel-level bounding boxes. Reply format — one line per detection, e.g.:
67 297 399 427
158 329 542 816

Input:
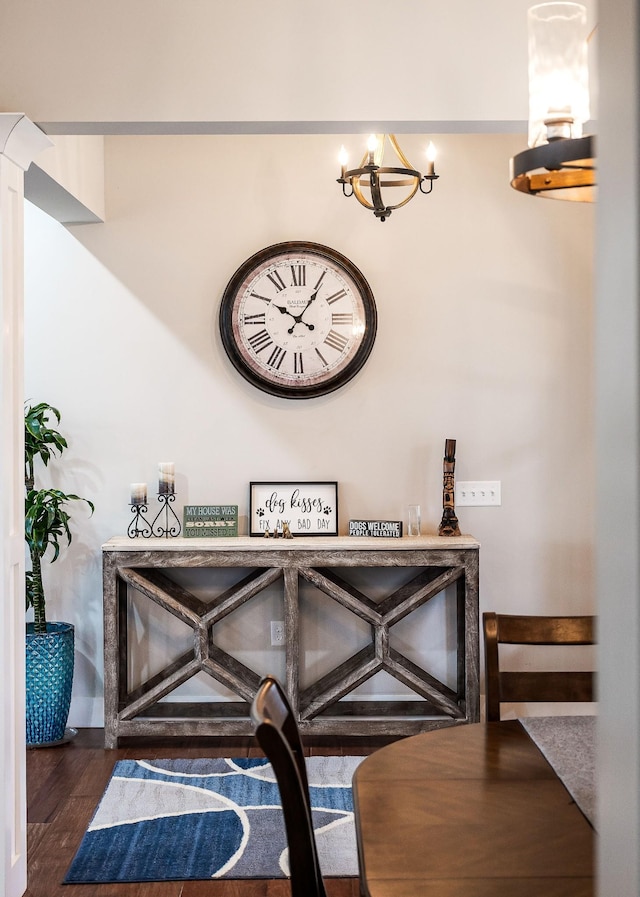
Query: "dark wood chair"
250 675 327 897
483 612 596 721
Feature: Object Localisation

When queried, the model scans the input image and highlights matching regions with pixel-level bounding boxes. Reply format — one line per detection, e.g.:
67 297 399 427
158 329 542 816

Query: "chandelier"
337 134 438 222
510 2 595 201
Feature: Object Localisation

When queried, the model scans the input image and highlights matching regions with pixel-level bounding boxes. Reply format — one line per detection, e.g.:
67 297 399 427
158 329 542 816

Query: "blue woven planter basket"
26 622 74 746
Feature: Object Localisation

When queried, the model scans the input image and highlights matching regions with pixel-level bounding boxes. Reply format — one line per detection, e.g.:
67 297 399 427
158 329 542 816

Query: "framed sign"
183 505 238 538
249 481 338 536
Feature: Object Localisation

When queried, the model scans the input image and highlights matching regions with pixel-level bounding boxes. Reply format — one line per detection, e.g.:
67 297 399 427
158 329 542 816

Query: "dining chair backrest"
250 675 327 897
483 612 596 721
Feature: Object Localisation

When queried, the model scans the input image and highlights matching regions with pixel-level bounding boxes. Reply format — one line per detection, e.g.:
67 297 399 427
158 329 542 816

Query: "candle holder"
127 503 153 539
151 492 182 538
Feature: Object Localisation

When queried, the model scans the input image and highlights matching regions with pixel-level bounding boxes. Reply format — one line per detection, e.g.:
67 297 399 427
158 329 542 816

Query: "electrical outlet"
270 620 285 646
456 481 502 507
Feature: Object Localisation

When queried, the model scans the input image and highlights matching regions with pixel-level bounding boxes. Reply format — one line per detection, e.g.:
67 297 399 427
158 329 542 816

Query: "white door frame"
0 114 51 897
596 1 640 894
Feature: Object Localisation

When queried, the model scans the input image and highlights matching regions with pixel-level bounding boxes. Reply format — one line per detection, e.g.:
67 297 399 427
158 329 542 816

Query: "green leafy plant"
25 402 94 633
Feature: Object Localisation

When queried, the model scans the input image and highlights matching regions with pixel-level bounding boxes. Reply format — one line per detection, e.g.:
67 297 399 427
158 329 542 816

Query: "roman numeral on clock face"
325 288 348 305
267 346 286 369
248 329 273 353
293 352 304 374
250 291 271 304
291 265 306 287
266 270 287 292
244 312 266 325
332 312 354 325
324 329 349 352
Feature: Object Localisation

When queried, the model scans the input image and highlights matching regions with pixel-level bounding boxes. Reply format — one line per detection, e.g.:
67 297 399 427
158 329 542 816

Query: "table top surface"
102 534 481 552
352 719 594 897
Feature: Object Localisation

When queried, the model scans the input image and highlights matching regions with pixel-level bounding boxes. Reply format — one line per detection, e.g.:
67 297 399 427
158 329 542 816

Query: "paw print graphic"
257 507 265 517
323 505 332 515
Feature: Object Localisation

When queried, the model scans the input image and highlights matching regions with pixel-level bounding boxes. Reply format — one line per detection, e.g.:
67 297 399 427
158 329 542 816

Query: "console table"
102 535 480 747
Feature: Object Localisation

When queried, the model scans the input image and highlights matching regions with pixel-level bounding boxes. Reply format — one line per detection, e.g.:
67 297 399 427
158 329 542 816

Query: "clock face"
219 242 377 398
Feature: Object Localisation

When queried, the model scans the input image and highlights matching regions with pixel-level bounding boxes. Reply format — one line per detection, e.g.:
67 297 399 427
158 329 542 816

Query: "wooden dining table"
352 719 595 897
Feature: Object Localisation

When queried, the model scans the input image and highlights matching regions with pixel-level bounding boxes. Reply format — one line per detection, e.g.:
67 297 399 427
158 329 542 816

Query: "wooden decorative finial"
438 438 461 537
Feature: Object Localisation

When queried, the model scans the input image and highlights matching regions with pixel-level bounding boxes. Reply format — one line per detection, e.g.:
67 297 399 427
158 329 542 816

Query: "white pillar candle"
130 483 147 505
158 462 175 494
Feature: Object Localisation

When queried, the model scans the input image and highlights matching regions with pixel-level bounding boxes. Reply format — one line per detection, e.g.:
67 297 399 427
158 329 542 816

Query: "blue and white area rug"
64 756 362 883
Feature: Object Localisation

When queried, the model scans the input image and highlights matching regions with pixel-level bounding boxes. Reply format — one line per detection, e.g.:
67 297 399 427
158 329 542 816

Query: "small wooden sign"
183 505 238 537
349 520 403 538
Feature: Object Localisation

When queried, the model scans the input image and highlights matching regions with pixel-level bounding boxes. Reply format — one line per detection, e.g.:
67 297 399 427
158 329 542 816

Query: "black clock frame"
218 241 377 399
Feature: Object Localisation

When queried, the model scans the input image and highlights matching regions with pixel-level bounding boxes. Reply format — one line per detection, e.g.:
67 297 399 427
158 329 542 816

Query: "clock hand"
300 287 320 317
272 303 296 320
288 319 314 334
269 299 315 334
286 287 321 334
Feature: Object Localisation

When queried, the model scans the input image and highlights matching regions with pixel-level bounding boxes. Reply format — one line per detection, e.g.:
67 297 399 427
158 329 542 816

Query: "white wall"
24 132 595 725
0 0 595 132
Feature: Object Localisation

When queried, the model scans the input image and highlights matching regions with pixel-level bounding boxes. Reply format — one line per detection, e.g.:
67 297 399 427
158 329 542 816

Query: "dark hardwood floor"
26 728 395 897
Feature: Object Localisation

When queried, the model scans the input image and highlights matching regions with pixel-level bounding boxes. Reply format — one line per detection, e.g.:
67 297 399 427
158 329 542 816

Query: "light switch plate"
456 481 501 507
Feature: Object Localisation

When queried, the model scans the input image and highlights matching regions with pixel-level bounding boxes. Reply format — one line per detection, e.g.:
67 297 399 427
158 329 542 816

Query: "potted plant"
25 401 94 746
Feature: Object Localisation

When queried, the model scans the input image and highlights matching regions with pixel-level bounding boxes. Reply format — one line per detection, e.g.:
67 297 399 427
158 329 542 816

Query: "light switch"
456 481 501 507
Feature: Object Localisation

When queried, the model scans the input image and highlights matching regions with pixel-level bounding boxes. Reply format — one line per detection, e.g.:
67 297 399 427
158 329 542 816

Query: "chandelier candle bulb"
367 134 377 165
158 462 175 495
130 483 147 506
426 142 437 176
339 145 348 179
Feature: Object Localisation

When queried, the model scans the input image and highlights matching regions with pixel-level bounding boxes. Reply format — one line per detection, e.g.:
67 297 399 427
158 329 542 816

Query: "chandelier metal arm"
351 174 375 212
369 168 385 217
340 180 354 198
344 165 421 180
419 173 439 195
388 134 416 170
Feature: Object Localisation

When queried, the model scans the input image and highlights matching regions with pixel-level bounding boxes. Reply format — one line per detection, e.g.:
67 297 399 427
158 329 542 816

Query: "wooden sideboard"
102 535 480 747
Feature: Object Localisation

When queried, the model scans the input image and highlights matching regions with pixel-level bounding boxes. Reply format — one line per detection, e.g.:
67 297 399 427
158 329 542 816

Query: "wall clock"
219 241 377 399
